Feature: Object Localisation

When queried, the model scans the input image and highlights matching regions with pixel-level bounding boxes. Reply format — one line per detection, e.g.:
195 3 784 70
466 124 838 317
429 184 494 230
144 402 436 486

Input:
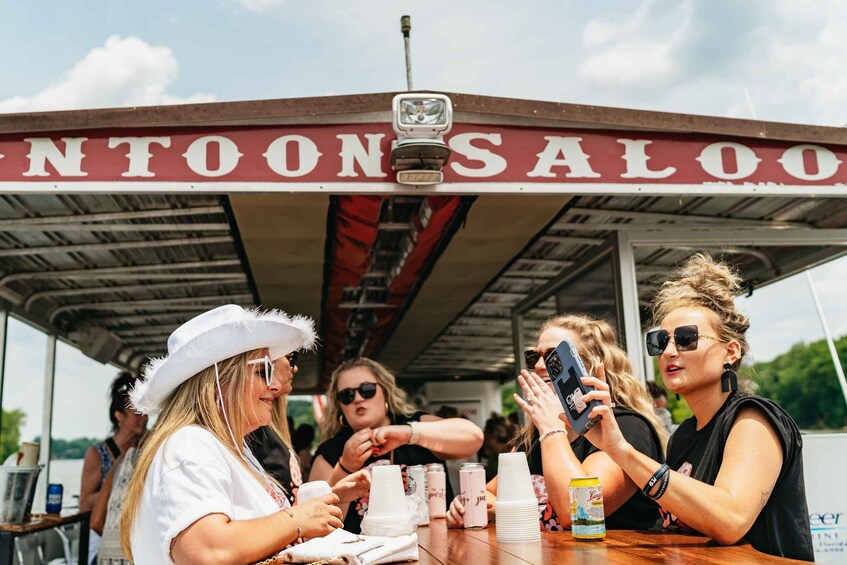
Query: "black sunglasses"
523 347 555 368
337 382 378 405
285 351 298 370
645 325 722 356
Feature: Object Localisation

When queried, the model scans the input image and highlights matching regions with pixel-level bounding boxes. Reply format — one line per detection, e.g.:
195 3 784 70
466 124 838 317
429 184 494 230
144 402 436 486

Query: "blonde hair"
320 357 416 441
120 350 274 560
652 253 750 370
270 395 293 449
515 315 668 455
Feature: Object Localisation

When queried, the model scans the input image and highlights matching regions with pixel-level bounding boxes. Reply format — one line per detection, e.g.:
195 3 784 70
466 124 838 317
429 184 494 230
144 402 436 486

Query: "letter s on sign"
449 133 507 178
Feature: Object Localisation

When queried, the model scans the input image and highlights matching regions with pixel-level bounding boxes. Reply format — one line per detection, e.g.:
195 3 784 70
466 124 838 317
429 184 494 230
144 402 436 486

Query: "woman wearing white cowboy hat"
120 305 345 564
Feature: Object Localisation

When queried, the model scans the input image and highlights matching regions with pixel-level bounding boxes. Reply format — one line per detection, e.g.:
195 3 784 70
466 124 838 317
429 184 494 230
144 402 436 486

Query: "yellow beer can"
569 476 606 541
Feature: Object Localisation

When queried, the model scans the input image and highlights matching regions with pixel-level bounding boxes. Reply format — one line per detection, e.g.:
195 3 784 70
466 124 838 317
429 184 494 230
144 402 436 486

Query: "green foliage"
287 398 318 448
748 335 847 430
50 437 101 460
501 381 518 417
651 358 693 424
0 408 26 462
288 399 316 429
668 395 693 425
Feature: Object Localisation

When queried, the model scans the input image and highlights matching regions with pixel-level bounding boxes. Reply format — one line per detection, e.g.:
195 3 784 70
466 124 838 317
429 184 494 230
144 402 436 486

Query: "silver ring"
609 402 616 408
526 394 536 403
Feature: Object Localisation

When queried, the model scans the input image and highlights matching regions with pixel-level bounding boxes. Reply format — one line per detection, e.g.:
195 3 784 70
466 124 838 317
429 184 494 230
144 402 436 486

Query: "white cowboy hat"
130 304 316 415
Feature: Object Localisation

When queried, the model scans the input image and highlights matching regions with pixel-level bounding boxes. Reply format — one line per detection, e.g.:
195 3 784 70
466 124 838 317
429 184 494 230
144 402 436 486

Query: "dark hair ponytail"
109 371 137 432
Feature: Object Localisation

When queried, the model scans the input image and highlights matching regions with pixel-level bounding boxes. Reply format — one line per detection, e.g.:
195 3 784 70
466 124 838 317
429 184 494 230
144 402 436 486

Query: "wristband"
649 466 671 500
283 508 303 543
338 460 355 475
407 421 421 445
539 428 567 443
642 464 669 496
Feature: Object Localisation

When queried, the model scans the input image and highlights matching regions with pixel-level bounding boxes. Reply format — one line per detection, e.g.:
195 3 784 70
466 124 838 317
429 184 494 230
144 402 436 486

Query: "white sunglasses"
247 355 275 387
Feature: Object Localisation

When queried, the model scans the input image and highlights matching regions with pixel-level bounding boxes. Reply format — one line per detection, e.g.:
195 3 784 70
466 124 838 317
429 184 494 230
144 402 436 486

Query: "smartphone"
544 339 602 435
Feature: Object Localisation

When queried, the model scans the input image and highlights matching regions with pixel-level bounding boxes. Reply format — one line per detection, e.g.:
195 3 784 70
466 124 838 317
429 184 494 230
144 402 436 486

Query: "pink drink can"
459 462 488 528
425 463 447 518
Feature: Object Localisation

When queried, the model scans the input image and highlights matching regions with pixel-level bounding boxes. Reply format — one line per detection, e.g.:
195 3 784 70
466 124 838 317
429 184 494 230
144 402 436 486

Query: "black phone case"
545 339 602 435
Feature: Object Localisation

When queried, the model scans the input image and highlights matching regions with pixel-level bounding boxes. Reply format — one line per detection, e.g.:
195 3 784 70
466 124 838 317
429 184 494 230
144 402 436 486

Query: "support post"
805 270 847 409
0 311 7 418
401 16 413 91
617 231 646 383
36 334 57 512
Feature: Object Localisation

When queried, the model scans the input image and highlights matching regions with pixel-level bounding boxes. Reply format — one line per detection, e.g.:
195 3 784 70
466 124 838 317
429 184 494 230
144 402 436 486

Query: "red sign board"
1 123 845 194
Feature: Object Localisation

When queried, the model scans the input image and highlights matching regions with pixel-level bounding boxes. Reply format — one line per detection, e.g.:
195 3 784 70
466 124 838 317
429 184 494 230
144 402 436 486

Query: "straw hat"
130 304 316 415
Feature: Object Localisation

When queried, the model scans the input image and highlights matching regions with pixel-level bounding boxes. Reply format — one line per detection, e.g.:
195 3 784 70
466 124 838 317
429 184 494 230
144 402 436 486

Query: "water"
47 458 83 509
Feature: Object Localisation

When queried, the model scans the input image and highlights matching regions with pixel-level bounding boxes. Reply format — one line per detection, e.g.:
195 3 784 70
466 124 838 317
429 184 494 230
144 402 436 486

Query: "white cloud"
226 0 285 13
579 1 692 90
0 36 216 114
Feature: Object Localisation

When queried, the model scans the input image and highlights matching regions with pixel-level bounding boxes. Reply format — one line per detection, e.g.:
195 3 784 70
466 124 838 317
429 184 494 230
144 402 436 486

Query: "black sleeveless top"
663 392 814 561
314 411 452 533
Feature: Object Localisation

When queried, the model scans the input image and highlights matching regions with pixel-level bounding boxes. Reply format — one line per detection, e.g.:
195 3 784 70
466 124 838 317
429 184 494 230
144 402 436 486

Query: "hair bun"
652 253 750 362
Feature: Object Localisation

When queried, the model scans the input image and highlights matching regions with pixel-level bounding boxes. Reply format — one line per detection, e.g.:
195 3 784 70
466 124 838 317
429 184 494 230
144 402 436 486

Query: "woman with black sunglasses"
447 315 667 532
310 357 484 533
579 254 813 561
247 352 371 506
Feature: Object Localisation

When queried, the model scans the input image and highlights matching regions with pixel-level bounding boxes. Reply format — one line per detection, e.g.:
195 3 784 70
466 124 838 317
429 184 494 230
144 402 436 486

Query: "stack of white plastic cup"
495 452 541 543
361 464 415 536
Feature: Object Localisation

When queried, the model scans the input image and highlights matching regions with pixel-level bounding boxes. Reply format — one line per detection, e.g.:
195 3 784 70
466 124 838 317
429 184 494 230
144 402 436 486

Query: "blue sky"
2 0 847 440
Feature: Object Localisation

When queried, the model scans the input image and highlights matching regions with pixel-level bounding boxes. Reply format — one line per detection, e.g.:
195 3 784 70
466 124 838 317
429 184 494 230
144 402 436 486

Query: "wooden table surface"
415 519 810 564
0 511 90 534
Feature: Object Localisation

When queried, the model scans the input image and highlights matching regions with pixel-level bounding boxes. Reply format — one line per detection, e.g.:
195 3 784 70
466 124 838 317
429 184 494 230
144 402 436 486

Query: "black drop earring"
721 363 738 393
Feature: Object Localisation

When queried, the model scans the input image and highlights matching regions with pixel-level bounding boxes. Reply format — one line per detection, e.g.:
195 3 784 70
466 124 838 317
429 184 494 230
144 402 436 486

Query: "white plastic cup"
496 499 541 543
367 465 406 516
296 480 332 504
496 452 535 502
17 443 39 466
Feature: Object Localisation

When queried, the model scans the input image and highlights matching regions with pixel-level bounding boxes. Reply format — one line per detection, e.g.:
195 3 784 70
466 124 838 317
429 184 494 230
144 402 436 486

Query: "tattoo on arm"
758 488 772 511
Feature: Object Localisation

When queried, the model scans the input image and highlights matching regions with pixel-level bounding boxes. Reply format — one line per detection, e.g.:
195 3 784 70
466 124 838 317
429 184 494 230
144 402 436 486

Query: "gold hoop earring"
339 414 348 427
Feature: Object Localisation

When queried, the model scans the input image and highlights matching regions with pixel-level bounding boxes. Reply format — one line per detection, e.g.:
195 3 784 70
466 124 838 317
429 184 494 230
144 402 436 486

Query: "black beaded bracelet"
338 460 355 475
642 463 669 496
649 466 671 500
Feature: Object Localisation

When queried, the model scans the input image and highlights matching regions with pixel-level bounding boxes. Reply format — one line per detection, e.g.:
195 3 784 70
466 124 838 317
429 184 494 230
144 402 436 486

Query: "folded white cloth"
280 529 418 565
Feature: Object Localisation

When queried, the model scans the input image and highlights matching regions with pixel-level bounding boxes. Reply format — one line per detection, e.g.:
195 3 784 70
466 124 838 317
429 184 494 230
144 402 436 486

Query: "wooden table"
0 512 90 564
415 519 810 564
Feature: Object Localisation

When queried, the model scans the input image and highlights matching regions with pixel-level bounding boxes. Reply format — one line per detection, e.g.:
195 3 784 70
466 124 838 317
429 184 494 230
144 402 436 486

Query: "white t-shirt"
130 425 289 564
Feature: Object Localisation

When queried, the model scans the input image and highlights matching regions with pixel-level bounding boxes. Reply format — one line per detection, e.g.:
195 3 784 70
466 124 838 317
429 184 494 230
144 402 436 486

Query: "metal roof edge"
1 90 846 145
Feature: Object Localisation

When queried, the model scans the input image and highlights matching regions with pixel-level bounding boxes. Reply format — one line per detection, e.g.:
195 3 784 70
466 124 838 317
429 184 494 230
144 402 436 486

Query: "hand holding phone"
545 339 603 435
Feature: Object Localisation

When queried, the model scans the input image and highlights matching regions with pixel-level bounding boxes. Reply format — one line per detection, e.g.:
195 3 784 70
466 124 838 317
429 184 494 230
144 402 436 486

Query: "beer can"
406 464 429 525
46 483 63 514
425 463 447 518
459 462 488 529
569 477 605 540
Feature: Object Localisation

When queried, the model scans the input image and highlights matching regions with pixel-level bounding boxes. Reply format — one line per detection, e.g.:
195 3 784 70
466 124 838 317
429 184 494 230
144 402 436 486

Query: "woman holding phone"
580 254 813 561
447 315 667 531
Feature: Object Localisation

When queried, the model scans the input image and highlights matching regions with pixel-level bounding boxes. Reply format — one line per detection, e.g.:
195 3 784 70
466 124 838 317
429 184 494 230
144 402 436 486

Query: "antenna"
400 15 413 91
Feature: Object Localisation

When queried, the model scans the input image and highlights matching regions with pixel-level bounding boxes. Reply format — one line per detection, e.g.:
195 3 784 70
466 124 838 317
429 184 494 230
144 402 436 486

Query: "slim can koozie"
425 463 447 518
46 483 63 514
406 464 430 525
459 462 488 528
569 476 605 540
